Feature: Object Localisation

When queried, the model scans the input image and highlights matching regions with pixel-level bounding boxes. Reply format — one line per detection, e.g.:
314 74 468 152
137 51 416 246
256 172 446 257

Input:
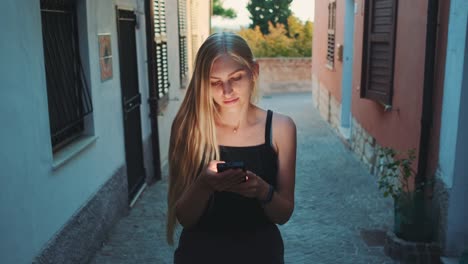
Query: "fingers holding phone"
216 161 244 173
227 170 266 199
216 161 247 186
198 160 245 192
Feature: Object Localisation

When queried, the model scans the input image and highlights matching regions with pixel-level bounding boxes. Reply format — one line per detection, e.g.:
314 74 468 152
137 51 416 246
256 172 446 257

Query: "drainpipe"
144 0 162 182
416 0 439 188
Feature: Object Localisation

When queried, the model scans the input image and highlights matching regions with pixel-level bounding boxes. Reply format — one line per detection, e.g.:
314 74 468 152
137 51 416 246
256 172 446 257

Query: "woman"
167 32 296 264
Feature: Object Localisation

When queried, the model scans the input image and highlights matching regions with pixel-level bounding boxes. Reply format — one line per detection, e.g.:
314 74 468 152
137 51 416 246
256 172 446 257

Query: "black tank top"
194 110 278 232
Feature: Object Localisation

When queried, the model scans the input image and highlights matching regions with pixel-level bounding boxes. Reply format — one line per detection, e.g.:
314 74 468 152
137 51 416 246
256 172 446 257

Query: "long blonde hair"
166 32 259 244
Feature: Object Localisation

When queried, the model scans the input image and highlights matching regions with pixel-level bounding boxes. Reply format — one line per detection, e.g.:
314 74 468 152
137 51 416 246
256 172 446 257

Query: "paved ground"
90 92 398 264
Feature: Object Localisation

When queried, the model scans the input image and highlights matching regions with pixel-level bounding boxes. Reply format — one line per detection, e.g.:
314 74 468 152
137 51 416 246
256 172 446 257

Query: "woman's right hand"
196 160 246 192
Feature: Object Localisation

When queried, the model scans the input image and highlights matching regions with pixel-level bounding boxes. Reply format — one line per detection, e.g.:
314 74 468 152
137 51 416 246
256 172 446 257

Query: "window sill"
52 135 98 170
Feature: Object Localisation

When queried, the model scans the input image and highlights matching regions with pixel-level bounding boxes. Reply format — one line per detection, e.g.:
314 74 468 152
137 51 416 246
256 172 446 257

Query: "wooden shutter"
178 0 188 85
153 0 169 101
327 0 336 68
361 0 398 105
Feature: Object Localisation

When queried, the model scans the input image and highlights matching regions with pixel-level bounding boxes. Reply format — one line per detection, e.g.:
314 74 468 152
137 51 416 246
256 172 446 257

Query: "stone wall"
257 58 312 95
311 75 342 133
33 166 128 264
350 116 380 175
312 74 380 175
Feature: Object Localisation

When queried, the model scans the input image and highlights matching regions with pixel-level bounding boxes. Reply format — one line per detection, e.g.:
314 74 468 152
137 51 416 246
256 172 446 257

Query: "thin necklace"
233 120 240 133
222 106 249 133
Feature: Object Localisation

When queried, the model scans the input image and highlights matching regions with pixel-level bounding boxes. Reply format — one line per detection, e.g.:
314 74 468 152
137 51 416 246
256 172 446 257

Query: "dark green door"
117 9 145 201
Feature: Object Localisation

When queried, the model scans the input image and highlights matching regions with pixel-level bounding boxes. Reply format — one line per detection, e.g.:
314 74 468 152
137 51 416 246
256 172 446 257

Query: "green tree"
213 0 237 19
247 0 292 35
238 15 313 58
263 22 296 57
287 15 302 38
288 16 313 57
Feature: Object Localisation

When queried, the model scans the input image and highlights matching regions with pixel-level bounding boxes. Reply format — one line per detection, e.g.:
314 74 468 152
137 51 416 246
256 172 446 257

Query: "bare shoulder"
272 112 296 134
271 112 296 152
252 106 296 136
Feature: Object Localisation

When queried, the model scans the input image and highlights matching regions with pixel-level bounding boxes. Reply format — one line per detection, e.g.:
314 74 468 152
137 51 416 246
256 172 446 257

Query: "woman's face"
209 55 254 112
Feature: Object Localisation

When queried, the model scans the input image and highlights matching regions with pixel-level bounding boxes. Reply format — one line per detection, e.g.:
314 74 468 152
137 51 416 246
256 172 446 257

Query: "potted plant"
377 147 431 242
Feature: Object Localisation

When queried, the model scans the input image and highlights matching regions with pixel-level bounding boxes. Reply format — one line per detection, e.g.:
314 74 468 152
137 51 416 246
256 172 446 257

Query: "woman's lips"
223 98 239 104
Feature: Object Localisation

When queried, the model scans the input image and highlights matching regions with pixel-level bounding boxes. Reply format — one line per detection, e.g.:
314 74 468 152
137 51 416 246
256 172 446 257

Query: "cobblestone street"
90 92 397 264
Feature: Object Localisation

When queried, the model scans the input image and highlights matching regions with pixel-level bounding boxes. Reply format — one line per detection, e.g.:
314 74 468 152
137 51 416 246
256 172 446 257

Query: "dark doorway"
117 8 145 201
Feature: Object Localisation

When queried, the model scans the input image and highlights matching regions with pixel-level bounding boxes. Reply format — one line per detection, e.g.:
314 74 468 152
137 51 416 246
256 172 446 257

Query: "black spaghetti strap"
265 110 273 146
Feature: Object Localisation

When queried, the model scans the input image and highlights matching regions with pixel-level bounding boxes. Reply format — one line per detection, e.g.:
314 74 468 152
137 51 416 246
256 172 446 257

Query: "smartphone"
216 161 245 173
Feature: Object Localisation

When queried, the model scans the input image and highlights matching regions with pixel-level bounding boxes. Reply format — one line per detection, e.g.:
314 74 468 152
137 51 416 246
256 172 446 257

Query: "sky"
212 0 315 30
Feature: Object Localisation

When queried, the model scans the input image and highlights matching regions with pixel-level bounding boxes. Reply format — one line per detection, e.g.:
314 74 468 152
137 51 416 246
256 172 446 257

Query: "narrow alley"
3 1 467 263
90 92 397 264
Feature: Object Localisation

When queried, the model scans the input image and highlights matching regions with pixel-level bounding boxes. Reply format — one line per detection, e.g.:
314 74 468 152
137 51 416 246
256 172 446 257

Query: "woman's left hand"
226 170 268 199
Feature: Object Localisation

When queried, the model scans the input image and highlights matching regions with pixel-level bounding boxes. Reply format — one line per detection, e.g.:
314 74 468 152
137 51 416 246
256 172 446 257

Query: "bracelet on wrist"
260 184 274 206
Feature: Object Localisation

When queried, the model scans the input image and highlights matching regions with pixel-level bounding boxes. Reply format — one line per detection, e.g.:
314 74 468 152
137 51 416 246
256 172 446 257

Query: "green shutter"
178 0 188 84
153 0 169 100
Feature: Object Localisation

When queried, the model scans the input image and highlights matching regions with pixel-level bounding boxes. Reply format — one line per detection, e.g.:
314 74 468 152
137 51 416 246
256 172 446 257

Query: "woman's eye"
231 75 242 81
211 81 222 86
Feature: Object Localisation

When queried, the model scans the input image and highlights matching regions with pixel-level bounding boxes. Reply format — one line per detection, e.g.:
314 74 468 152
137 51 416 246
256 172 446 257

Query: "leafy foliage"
377 147 419 227
287 16 313 57
377 147 435 241
377 147 417 201
213 0 237 19
247 0 292 35
237 16 313 57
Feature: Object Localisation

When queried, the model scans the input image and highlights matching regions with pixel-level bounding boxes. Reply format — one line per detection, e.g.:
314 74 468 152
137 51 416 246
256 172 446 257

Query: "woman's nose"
222 82 233 95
